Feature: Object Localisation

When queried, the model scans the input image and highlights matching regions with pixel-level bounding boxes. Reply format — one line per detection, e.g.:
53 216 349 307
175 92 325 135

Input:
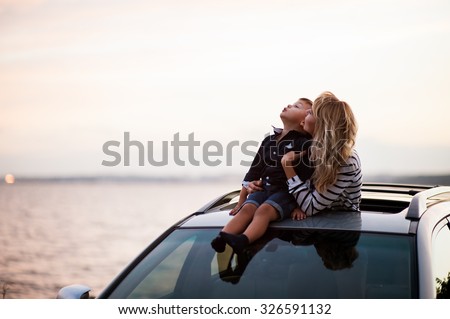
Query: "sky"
1 0 450 179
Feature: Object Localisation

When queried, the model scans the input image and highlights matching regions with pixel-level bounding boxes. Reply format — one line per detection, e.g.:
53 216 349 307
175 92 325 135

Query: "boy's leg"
220 192 296 253
222 203 257 234
241 191 296 244
212 190 266 253
243 203 279 243
220 204 278 253
211 203 258 253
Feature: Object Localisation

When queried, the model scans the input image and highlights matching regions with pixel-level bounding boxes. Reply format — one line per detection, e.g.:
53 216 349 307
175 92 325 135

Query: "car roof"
179 183 450 235
180 207 412 234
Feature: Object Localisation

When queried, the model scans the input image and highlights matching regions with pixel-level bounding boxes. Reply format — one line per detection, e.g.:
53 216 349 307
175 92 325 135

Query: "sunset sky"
1 0 450 179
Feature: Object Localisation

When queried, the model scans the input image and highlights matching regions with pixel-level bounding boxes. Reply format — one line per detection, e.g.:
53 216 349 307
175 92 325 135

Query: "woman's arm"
281 151 299 179
229 180 264 215
229 186 249 215
282 152 362 216
243 136 268 183
230 138 267 215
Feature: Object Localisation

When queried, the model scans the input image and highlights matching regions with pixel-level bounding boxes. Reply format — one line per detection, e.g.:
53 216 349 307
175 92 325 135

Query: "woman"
281 91 362 220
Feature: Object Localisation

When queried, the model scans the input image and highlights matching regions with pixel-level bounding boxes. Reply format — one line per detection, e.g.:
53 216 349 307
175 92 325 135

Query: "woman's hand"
229 181 263 215
281 151 302 167
291 207 307 220
246 180 263 194
282 151 304 179
230 201 244 215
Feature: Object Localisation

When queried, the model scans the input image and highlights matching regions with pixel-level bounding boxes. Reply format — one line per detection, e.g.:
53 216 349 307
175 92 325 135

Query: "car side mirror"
57 284 91 299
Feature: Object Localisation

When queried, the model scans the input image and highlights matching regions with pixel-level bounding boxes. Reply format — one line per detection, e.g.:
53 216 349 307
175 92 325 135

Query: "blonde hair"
310 92 358 192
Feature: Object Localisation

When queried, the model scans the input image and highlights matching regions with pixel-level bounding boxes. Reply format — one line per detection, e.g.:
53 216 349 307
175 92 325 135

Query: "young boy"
211 98 314 253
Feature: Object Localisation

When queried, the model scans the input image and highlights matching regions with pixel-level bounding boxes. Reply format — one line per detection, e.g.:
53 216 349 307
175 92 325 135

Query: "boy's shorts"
244 190 297 220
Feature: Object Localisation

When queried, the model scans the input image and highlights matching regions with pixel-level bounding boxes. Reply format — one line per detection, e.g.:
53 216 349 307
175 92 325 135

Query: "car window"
433 218 450 298
109 231 198 298
108 228 416 298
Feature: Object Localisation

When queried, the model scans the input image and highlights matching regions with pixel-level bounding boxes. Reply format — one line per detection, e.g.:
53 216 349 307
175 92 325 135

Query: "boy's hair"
299 98 313 108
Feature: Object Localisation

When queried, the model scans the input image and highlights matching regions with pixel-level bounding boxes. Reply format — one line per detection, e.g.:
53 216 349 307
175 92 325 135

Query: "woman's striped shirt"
287 150 362 216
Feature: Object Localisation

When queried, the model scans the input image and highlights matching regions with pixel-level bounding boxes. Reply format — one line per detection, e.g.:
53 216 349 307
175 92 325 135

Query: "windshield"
108 228 416 299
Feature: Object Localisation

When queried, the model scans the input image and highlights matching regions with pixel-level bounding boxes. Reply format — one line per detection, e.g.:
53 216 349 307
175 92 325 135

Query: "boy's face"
280 99 312 126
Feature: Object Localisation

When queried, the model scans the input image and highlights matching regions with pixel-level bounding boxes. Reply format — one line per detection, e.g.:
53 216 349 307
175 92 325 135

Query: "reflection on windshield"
216 228 361 284
216 211 362 283
298 230 360 270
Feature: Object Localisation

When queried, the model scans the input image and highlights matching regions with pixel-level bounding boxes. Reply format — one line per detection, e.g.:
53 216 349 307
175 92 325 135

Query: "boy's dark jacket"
244 129 313 192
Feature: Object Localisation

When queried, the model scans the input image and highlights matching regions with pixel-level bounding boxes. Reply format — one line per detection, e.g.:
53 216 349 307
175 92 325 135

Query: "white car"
58 183 450 299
